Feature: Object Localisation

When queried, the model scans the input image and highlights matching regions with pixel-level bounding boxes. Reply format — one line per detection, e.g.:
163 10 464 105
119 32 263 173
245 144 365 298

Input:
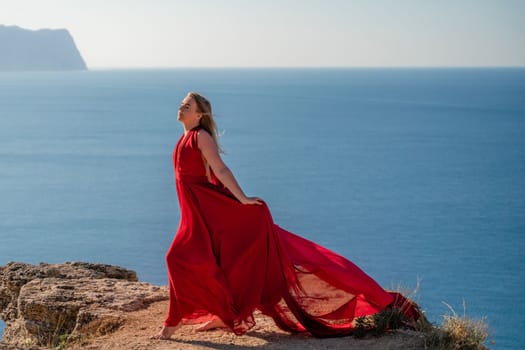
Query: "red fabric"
164 127 418 337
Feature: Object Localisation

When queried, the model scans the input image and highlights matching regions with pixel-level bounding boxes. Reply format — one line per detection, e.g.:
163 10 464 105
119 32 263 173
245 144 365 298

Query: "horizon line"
86 65 525 70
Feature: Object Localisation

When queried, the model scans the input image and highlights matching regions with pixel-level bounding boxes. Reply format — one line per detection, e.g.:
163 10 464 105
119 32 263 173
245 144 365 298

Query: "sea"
0 68 524 349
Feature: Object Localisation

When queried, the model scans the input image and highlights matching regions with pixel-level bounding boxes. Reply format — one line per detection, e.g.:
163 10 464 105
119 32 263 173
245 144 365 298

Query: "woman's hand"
240 196 264 205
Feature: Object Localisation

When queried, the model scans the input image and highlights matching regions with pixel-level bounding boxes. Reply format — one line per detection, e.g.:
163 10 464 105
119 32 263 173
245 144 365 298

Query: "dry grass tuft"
423 300 489 350
352 281 491 350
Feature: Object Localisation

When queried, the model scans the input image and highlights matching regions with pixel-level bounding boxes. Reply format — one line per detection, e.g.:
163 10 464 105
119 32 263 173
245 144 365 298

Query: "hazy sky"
1 0 524 68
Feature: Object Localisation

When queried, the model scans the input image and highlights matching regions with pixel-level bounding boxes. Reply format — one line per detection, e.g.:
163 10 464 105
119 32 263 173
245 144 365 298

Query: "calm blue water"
0 68 524 349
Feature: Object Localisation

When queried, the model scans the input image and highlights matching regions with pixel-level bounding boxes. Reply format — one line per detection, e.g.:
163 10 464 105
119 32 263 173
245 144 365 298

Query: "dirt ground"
67 300 426 350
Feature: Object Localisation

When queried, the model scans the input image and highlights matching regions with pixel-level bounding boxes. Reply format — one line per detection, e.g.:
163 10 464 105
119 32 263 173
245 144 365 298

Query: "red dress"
164 127 417 337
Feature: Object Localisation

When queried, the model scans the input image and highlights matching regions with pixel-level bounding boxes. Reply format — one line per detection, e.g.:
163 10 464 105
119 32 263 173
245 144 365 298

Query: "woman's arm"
197 130 263 205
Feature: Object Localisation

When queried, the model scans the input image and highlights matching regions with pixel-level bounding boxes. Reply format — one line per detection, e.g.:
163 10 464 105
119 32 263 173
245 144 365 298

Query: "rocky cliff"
0 262 167 348
1 262 465 350
0 25 87 71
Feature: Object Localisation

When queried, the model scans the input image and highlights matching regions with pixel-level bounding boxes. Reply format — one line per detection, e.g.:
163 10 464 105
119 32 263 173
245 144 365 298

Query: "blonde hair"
188 92 221 151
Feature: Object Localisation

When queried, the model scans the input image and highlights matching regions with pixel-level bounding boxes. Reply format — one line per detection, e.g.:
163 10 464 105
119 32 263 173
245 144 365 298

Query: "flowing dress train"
164 127 418 337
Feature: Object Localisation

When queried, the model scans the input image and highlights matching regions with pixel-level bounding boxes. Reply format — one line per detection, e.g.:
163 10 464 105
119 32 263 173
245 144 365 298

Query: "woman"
153 92 418 340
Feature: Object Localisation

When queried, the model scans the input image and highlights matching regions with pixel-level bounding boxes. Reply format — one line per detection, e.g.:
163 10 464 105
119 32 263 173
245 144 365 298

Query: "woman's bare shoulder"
196 129 216 149
197 129 212 137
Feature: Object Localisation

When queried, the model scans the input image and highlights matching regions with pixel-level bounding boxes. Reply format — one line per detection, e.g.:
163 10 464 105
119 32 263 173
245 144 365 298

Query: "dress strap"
174 130 193 168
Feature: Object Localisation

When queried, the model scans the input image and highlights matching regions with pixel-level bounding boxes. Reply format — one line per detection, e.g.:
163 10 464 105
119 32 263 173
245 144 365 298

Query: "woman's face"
177 96 200 123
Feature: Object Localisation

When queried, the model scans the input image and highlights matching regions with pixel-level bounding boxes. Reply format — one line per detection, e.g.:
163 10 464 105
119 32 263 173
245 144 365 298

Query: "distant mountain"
0 25 87 71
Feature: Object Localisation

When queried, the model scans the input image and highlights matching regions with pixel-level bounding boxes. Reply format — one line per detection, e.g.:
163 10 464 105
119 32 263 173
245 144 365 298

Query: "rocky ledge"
1 262 484 350
0 262 168 348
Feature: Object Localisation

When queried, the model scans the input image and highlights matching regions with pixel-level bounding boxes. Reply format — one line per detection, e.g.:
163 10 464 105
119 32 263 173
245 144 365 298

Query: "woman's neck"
182 121 200 134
